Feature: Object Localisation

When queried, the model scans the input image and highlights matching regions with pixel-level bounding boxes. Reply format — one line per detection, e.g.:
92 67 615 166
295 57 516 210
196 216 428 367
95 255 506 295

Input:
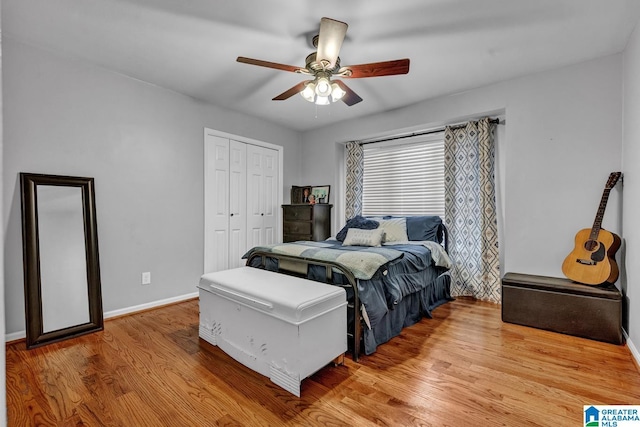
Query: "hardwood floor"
7 297 640 426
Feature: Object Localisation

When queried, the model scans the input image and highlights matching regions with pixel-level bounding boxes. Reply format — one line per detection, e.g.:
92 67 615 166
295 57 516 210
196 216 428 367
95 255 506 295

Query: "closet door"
228 140 247 269
246 144 279 248
205 129 281 274
204 135 230 273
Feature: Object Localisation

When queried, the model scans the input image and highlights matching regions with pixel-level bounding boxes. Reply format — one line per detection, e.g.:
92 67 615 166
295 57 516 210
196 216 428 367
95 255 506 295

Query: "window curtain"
444 118 501 303
345 141 363 220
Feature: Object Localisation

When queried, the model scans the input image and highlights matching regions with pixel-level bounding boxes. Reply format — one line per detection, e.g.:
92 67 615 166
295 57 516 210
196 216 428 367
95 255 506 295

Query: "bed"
242 215 454 361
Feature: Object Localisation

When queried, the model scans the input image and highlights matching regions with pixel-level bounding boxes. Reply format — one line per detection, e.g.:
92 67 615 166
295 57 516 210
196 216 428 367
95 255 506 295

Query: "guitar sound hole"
584 240 599 251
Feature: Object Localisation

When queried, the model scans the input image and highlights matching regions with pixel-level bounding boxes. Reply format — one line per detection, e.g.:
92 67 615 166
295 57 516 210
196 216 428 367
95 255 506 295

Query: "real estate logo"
584 405 640 427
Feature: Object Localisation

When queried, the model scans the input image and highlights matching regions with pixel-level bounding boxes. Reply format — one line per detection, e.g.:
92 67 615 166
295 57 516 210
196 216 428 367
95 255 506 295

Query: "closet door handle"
230 213 234 217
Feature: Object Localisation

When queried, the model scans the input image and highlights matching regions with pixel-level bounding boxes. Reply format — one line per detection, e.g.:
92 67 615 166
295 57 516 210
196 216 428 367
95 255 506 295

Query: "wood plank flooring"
7 297 640 426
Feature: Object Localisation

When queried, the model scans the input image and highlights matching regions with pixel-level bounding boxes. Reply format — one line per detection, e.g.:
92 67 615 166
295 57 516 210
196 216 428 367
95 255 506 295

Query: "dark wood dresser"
282 204 332 242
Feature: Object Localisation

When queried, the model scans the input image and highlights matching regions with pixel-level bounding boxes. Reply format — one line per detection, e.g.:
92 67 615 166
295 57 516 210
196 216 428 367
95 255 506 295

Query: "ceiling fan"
237 17 410 106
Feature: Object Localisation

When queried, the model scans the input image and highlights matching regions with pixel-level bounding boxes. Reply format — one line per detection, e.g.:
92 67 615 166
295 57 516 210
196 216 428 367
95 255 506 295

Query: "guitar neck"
590 188 612 240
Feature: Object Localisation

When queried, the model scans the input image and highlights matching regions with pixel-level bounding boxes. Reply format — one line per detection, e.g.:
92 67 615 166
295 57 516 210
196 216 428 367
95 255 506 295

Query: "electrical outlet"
142 272 151 285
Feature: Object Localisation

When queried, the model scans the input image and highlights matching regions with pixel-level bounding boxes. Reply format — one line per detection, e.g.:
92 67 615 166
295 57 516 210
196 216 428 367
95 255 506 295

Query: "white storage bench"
198 267 347 397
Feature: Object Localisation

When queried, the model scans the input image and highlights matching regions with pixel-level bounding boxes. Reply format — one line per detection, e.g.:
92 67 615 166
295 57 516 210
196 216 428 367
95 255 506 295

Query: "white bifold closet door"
204 133 279 273
246 144 278 249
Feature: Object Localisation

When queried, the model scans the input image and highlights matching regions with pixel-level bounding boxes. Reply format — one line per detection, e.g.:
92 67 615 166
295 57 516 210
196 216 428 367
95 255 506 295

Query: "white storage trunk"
198 267 347 396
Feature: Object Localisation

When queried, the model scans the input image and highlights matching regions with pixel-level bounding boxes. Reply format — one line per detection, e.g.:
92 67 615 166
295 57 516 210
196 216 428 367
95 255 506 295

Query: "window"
361 132 445 218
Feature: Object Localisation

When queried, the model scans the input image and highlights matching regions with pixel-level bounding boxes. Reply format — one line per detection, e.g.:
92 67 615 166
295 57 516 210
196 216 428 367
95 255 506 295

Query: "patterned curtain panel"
444 118 501 303
345 141 363 220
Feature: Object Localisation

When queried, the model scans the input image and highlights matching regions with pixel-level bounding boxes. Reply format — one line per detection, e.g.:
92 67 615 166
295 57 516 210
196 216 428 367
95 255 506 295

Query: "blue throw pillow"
336 216 380 242
406 216 443 242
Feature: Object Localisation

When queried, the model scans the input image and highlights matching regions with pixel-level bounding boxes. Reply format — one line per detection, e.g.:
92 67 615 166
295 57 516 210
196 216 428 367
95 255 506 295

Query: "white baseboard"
5 331 25 343
623 329 640 369
104 291 198 319
5 291 199 343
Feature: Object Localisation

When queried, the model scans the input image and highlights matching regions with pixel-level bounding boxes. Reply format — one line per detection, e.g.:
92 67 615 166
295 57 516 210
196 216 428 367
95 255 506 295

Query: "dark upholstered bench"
501 272 623 344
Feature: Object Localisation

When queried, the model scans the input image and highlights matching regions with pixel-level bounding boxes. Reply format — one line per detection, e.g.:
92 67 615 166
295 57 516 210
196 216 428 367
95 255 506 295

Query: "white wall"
302 53 623 284
2 38 301 336
622 18 640 358
0 2 7 424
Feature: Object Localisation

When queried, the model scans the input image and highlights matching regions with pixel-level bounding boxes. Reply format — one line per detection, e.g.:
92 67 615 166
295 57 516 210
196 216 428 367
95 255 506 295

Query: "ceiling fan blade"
333 80 362 106
341 59 410 78
237 57 306 74
273 81 310 101
316 17 348 69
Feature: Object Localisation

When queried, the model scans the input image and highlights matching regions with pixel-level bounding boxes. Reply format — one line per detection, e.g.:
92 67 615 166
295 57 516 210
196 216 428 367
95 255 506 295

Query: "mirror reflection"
37 185 90 333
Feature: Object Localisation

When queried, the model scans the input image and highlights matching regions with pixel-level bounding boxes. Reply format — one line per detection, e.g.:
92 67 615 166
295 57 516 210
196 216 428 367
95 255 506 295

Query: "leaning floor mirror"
20 173 103 349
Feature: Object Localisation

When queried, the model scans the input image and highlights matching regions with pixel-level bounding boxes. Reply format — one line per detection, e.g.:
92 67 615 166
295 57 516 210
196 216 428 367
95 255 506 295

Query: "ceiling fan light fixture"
315 76 332 97
300 81 316 102
330 82 345 102
315 95 330 105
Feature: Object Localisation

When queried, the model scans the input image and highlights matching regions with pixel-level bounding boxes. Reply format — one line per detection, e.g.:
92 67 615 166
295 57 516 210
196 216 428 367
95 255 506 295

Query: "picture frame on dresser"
311 185 330 204
290 186 313 204
290 186 303 204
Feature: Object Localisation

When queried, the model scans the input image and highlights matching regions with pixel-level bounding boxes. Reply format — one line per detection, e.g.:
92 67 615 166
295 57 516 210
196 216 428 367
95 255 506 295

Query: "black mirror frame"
20 173 103 349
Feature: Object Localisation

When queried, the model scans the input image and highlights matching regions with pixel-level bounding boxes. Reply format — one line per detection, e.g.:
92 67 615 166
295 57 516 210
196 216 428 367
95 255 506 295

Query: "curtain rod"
359 117 502 146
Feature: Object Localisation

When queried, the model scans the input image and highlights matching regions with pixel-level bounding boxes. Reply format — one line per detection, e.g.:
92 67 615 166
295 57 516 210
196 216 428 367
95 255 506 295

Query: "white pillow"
342 228 384 247
378 218 408 243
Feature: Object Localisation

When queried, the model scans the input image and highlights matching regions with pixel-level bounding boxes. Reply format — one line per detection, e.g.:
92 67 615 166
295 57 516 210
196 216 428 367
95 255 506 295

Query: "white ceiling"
4 0 640 132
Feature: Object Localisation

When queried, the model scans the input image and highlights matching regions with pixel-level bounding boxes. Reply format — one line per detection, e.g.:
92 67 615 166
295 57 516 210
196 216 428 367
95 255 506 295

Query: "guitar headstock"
606 172 622 189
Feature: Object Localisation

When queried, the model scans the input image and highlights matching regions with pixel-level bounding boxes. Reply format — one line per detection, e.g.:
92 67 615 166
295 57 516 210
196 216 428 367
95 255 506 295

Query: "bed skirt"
362 271 452 354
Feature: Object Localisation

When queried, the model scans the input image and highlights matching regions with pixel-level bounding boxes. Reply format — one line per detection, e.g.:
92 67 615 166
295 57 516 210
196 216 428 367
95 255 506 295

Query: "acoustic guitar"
562 172 622 285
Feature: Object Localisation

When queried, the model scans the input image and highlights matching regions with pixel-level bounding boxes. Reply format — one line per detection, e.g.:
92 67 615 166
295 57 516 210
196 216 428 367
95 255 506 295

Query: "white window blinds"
361 133 445 217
